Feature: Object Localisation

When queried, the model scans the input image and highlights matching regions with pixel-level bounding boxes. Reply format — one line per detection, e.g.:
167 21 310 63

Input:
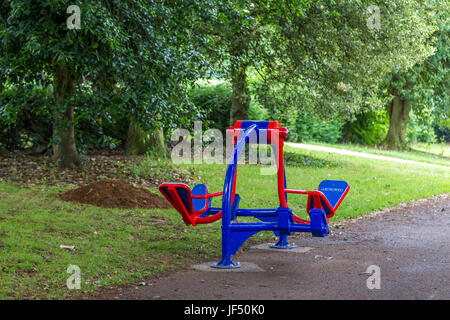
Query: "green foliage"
0 82 127 153
257 0 438 120
0 83 52 152
0 0 216 156
0 0 446 155
189 81 270 133
335 108 439 146
434 125 450 143
407 112 437 144
380 7 448 147
247 98 269 121
189 83 232 133
426 20 450 143
288 114 345 144
342 110 389 145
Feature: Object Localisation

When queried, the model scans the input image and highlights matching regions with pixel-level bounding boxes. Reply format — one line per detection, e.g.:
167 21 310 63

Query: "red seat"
159 183 223 226
284 180 350 223
307 180 350 218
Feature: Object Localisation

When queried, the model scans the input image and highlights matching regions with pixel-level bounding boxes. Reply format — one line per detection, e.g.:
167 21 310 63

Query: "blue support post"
270 207 296 249
271 235 297 249
211 125 257 269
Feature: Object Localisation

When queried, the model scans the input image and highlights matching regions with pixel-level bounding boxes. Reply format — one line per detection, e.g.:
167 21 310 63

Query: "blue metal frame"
157 121 348 269
211 123 331 269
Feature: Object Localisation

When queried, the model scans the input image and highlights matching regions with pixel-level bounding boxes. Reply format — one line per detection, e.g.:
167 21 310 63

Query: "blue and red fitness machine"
159 120 349 269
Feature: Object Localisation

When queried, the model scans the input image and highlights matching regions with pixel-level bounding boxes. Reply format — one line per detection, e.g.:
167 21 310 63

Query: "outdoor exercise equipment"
159 120 349 269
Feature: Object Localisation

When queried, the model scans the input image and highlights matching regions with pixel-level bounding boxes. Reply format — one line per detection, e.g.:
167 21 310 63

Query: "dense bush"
189 83 232 133
247 100 269 122
406 112 437 144
189 83 270 133
342 110 389 145
288 114 345 144
0 84 53 153
342 108 442 146
434 124 450 143
0 84 127 154
71 89 128 154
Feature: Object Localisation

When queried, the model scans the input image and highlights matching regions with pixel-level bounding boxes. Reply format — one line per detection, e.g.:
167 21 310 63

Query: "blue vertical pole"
211 149 238 268
211 125 256 269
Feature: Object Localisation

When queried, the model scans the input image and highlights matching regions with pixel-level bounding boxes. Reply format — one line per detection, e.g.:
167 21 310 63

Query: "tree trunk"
382 96 411 150
52 65 81 168
229 57 250 126
125 118 167 158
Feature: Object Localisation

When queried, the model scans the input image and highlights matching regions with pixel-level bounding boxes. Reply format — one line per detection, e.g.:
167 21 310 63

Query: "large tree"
199 0 314 125
0 0 212 167
381 10 449 149
206 1 438 127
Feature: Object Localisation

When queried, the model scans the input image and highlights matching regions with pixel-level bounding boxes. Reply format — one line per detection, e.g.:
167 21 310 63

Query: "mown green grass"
0 146 449 299
0 184 227 299
412 142 450 158
299 141 450 167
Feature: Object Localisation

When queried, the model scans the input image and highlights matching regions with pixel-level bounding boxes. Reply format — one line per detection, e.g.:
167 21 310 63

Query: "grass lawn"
298 141 450 167
0 183 228 299
412 142 450 158
0 146 449 299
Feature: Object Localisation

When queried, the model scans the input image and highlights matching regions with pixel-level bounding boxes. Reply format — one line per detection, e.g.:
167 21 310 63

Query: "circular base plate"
270 243 297 249
210 261 241 269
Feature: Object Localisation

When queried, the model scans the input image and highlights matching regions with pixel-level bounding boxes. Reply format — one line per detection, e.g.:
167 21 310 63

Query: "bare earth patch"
57 179 172 210
0 150 197 188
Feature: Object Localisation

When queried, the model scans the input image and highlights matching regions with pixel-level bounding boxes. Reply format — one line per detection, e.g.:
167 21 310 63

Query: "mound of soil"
57 179 172 210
